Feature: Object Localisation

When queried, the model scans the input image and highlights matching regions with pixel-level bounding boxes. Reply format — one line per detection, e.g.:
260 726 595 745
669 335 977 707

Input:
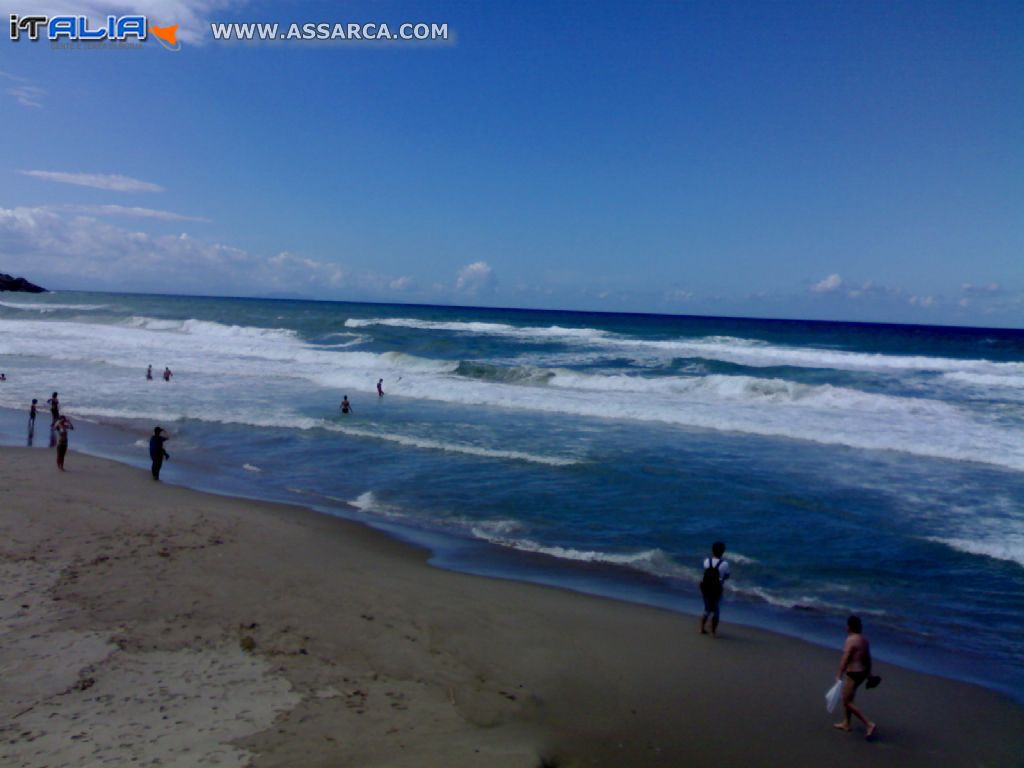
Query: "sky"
0 0 1021 327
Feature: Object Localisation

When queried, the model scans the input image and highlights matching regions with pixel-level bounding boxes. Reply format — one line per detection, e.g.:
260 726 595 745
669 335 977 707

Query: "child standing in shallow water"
28 399 37 445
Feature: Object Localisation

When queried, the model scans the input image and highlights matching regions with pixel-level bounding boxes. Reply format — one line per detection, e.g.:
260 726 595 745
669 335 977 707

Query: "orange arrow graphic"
150 24 178 47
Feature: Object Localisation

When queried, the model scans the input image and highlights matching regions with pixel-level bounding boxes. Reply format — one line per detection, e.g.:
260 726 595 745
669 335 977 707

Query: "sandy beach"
1 446 1022 767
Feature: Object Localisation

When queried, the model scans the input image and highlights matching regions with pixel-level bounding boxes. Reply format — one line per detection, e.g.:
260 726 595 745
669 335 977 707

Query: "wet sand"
1 446 1022 767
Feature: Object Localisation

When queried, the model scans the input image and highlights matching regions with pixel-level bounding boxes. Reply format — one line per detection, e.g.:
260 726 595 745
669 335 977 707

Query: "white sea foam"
3 313 1022 471
313 333 370 348
468 532 686 573
941 371 1024 390
725 551 758 565
344 317 1024 381
348 491 408 519
466 518 526 537
345 317 612 342
733 585 886 615
924 536 1024 569
546 370 957 416
604 335 1024 375
242 463 262 473
324 424 579 466
0 300 109 311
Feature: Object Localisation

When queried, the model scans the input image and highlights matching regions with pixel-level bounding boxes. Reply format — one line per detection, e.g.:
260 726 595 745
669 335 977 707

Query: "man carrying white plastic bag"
829 615 879 740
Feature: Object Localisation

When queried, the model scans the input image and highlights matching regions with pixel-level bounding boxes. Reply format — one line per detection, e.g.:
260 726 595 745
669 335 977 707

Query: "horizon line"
24 284 1024 334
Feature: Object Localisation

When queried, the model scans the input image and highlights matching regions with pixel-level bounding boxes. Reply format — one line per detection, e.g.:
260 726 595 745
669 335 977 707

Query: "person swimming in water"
377 378 384 397
146 365 153 380
340 396 351 414
163 367 173 382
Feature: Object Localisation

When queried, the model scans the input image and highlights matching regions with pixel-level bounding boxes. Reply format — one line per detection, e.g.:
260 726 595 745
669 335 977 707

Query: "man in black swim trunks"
834 615 878 739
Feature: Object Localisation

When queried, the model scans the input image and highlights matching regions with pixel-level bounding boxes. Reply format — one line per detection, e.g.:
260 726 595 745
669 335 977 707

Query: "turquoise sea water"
1 291 1022 698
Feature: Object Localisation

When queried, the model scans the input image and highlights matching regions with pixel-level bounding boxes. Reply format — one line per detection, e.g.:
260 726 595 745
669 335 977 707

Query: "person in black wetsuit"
149 426 170 480
28 398 37 446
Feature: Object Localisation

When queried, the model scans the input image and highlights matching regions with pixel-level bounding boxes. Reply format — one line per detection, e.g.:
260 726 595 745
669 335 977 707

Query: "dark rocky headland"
0 273 47 292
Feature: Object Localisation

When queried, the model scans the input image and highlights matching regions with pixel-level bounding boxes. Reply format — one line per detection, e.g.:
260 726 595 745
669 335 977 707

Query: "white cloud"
1 71 45 108
7 84 45 108
268 250 345 287
19 170 164 193
454 260 495 295
0 206 344 295
389 276 413 291
908 295 934 307
666 288 693 302
810 273 842 293
58 204 209 222
0 0 245 44
961 282 1003 297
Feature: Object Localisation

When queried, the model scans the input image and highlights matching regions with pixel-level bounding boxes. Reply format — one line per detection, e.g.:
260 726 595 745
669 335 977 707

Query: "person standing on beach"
699 541 730 636
54 415 73 470
149 426 170 480
163 367 173 382
28 398 38 445
146 365 153 380
340 395 351 414
377 378 384 397
834 615 878 739
47 392 60 426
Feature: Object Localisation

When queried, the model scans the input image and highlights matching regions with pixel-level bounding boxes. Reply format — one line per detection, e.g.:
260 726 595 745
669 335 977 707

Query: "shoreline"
0 403 1021 705
1 446 1022 766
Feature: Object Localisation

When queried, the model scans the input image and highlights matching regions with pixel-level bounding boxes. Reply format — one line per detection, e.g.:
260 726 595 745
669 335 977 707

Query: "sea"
1 292 1022 700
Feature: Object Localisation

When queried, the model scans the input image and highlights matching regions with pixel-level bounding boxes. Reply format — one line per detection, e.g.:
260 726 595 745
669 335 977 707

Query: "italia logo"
9 14 181 50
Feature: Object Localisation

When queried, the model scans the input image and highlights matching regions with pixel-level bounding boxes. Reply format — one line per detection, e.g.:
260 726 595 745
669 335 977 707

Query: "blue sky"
1 0 1021 326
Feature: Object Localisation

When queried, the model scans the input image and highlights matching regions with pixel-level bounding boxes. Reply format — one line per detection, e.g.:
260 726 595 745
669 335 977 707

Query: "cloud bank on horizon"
2 194 1017 324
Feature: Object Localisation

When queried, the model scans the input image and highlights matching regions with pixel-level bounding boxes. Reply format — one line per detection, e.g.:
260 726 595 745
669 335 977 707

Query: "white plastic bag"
825 678 843 713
